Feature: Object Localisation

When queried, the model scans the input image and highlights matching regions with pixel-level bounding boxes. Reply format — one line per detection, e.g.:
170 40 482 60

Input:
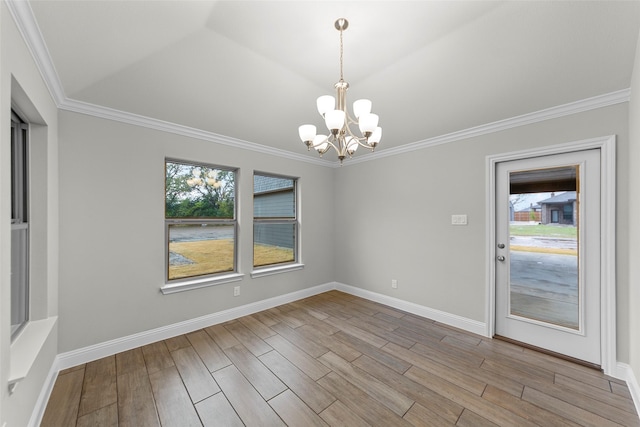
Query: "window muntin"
253 173 297 268
11 111 29 339
165 160 236 281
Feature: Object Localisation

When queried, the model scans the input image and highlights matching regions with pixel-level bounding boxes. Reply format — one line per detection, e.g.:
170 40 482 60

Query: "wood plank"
268 389 329 426
213 365 286 426
352 354 464 424
195 392 244 427
270 321 329 358
382 343 487 396
204 323 240 349
319 400 370 427
324 316 389 348
41 368 85 427
171 346 220 403
405 365 539 427
264 333 331 380
334 331 413 374
186 329 232 372
141 341 174 374
402 402 456 426
117 369 160 427
76 402 118 427
482 384 580 427
148 366 202 427
115 348 146 377
522 386 624 427
223 320 273 356
345 315 416 348
554 373 638 414
318 371 414 426
223 344 287 400
238 314 277 339
78 356 117 416
455 409 500 427
319 351 414 416
266 307 306 328
259 349 336 413
297 324 362 362
611 381 634 400
164 334 191 352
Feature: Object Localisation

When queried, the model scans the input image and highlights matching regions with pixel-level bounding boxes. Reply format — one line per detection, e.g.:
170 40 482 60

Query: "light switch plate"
451 214 468 225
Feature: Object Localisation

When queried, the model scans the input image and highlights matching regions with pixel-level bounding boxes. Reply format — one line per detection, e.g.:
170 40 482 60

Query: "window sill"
161 273 245 295
9 316 57 394
251 263 304 279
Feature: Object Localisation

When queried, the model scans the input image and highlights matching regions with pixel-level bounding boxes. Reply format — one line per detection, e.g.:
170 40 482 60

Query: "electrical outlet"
391 279 398 289
233 286 240 297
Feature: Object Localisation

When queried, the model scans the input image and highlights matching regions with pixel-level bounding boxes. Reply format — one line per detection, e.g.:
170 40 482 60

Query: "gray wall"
1 2 60 426
333 103 631 362
57 111 335 353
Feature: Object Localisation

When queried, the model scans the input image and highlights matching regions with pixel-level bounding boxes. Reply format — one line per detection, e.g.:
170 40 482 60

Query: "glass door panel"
508 166 579 330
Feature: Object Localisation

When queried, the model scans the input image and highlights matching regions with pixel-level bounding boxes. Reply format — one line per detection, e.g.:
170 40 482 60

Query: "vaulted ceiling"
25 1 640 162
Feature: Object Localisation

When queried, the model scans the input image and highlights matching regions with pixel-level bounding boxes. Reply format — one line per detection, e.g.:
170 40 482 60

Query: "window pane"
254 175 294 218
168 223 235 280
253 223 295 267
166 161 235 219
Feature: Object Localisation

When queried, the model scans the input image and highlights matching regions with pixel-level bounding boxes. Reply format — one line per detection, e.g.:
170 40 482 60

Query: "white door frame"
485 135 617 375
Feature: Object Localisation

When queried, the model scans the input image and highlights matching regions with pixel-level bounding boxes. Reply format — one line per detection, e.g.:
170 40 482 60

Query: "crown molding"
7 0 631 169
5 0 65 105
59 98 334 167
346 88 631 166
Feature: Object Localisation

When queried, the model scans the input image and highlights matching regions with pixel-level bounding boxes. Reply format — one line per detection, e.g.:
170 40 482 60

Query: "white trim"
345 90 629 166
6 0 631 169
160 273 245 295
56 282 333 370
4 0 65 105
617 362 640 416
27 359 59 427
60 98 334 167
335 282 487 336
251 263 305 279
485 135 617 375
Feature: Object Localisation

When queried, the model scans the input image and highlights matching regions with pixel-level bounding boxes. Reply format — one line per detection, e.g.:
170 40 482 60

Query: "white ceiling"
26 1 640 160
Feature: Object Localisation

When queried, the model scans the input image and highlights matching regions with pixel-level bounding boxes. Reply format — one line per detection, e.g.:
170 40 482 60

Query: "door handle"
497 255 506 262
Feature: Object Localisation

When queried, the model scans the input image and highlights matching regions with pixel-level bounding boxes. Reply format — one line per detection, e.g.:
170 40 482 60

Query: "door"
495 149 601 365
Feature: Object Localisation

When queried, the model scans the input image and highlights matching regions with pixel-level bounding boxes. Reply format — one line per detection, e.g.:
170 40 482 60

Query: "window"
11 111 29 339
165 159 236 282
253 173 298 269
563 204 573 221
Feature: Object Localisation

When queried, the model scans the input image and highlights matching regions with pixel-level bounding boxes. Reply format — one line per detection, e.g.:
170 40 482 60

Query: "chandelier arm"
342 124 367 142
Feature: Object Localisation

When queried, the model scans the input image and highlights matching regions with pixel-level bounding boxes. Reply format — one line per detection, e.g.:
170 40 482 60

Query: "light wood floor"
41 291 639 426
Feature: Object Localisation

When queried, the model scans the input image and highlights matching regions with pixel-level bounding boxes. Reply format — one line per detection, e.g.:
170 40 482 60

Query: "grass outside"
510 224 577 238
169 239 293 280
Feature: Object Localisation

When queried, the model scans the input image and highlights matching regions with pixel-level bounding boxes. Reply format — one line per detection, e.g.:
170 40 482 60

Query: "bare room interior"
3 1 640 426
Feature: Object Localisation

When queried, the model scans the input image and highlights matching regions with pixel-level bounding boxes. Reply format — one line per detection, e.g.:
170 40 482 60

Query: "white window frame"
161 159 242 294
11 110 29 339
251 172 303 278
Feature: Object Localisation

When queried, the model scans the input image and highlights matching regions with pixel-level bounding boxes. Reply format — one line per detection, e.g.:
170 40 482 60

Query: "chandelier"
298 18 382 164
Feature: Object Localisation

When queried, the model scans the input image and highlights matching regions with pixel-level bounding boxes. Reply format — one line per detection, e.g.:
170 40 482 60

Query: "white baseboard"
334 282 487 336
616 362 640 417
56 282 334 370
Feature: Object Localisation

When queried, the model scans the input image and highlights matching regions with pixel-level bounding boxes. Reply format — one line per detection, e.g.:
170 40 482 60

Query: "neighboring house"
538 191 577 225
254 175 295 249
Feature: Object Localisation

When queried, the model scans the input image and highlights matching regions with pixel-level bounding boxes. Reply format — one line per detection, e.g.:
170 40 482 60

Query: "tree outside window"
165 160 236 281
